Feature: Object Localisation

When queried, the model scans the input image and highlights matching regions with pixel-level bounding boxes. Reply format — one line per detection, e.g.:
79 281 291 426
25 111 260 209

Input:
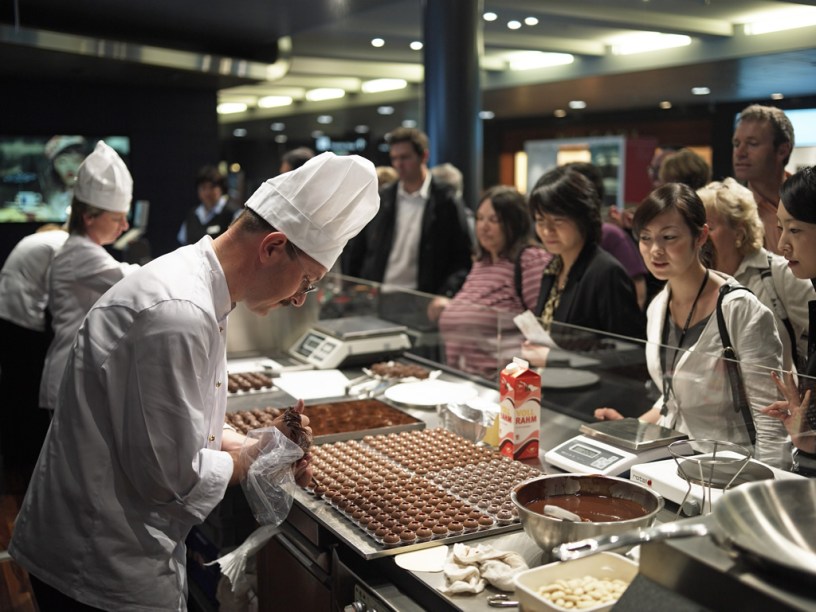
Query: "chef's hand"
521 341 550 367
272 399 314 487
762 371 816 453
594 407 624 421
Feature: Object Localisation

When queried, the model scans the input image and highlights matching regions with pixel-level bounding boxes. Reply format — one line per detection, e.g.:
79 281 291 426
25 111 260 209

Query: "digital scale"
544 418 689 476
289 315 412 369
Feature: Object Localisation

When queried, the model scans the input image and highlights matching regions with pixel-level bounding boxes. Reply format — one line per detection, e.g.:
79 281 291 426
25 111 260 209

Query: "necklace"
661 268 710 416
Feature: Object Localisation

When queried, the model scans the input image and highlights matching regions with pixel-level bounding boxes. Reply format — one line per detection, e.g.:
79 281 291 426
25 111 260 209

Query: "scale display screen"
557 441 624 470
295 332 326 358
571 443 601 459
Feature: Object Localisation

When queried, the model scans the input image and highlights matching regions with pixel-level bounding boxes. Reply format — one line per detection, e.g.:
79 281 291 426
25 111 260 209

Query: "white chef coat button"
216 380 222 388
208 434 215 442
219 326 224 333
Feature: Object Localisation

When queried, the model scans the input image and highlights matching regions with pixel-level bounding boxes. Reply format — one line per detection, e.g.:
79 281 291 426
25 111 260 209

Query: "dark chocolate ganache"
524 494 648 522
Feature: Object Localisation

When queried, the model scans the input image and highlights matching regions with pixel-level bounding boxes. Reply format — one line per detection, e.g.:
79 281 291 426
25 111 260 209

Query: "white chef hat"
245 151 379 269
74 141 133 213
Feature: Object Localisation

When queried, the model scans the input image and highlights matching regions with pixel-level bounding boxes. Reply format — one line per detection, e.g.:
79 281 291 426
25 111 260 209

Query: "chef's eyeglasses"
293 249 319 295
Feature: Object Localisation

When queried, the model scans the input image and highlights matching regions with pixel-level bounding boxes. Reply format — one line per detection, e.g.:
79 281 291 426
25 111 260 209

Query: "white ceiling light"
371 38 385 47
770 93 784 100
377 106 395 115
270 122 285 131
483 12 498 22
691 86 711 95
217 102 247 114
257 95 293 109
524 17 539 26
507 51 574 71
554 109 567 118
743 8 816 35
402 119 417 128
305 88 345 101
659 100 672 109
232 128 247 137
568 100 587 109
230 163 241 173
507 20 522 30
410 41 423 51
274 134 288 144
354 125 370 134
609 32 691 55
479 110 495 120
361 78 408 93
317 115 333 124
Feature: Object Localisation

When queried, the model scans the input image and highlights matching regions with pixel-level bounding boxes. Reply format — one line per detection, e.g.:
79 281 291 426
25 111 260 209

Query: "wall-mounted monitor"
0 135 131 223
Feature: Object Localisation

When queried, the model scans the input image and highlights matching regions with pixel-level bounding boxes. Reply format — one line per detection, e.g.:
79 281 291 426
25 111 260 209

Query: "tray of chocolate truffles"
304 428 542 559
227 371 276 395
365 360 432 381
225 399 425 443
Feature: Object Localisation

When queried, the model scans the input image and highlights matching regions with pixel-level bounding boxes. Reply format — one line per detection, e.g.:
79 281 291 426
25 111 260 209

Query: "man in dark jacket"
344 127 472 296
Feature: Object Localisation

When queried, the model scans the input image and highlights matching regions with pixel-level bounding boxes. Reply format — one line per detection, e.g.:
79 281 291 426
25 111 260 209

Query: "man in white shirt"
344 127 472 296
732 104 794 255
10 152 379 611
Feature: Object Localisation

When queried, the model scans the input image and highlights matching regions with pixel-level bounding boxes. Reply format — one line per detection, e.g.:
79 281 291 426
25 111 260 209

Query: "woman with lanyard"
763 166 816 475
699 178 814 373
596 183 789 469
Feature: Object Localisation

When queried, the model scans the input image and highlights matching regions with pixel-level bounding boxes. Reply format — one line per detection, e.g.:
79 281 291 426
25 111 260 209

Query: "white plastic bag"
239 426 303 526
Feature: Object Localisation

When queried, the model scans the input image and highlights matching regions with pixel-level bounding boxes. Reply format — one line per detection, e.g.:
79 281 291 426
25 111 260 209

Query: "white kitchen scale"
545 418 689 476
289 315 412 369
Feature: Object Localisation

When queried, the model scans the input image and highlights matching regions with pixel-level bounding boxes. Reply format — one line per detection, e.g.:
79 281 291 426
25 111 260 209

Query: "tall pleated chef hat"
245 151 379 269
74 141 133 213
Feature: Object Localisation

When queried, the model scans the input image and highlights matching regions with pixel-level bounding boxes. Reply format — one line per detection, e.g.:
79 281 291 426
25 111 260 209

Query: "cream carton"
499 357 541 460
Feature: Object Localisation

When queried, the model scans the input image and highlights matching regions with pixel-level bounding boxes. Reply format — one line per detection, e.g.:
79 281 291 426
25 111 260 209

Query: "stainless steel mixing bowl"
511 474 663 561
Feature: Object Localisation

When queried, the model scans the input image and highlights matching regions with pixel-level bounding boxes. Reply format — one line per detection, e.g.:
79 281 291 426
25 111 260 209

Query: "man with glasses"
10 152 380 611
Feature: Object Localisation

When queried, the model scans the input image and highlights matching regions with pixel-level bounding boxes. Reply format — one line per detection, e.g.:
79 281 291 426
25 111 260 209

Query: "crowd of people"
1 101 815 608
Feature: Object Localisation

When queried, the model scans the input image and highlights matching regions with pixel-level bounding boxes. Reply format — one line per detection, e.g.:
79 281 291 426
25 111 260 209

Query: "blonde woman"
699 177 814 372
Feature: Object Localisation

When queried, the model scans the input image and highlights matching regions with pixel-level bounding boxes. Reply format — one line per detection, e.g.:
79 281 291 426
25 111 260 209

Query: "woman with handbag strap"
762 166 816 474
595 183 789 469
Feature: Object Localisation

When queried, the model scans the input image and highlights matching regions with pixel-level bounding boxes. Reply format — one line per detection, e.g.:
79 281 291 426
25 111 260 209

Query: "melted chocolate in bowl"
525 494 648 522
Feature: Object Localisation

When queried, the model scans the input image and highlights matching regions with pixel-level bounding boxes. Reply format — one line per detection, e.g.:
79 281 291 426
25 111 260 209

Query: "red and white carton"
499 357 541 460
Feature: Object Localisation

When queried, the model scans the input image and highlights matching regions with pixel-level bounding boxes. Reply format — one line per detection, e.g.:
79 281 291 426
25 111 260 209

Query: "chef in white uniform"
10 152 380 611
39 141 139 412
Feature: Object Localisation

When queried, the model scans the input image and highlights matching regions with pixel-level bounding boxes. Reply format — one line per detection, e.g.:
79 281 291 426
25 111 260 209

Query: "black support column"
423 0 483 209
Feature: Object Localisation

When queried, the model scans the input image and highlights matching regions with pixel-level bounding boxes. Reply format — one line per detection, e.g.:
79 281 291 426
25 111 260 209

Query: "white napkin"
206 524 280 593
440 543 529 594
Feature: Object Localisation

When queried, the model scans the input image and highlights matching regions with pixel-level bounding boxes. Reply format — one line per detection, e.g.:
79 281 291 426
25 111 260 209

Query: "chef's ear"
259 231 287 261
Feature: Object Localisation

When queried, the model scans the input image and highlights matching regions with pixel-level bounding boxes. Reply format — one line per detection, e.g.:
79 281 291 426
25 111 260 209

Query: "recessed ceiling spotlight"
483 12 498 22
524 17 539 26
371 38 385 48
362 78 407 93
317 115 333 124
232 128 247 138
770 92 784 100
568 100 587 109
217 102 247 115
377 106 395 115
554 109 567 118
659 100 672 109
479 110 495 120
258 95 293 109
311 130 324 139
691 86 711 95
274 134 288 144
507 20 522 30
354 125 370 134
402 119 418 128
305 88 345 101
270 122 286 131
229 163 241 173
410 41 423 51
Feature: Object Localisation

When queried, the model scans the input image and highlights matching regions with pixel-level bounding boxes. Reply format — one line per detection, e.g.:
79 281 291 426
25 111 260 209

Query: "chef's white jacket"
646 275 790 468
0 229 68 331
732 248 815 371
11 237 234 611
39 233 137 410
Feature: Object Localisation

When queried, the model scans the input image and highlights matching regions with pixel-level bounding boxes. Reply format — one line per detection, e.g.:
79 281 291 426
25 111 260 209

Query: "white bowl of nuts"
513 552 637 612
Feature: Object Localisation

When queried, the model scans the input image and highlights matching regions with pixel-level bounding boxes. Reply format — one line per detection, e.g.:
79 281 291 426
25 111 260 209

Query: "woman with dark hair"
430 186 551 379
596 183 788 468
762 166 816 473
526 167 644 349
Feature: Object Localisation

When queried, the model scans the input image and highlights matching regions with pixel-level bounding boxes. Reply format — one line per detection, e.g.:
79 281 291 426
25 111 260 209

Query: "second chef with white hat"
12 151 381 611
39 140 139 413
